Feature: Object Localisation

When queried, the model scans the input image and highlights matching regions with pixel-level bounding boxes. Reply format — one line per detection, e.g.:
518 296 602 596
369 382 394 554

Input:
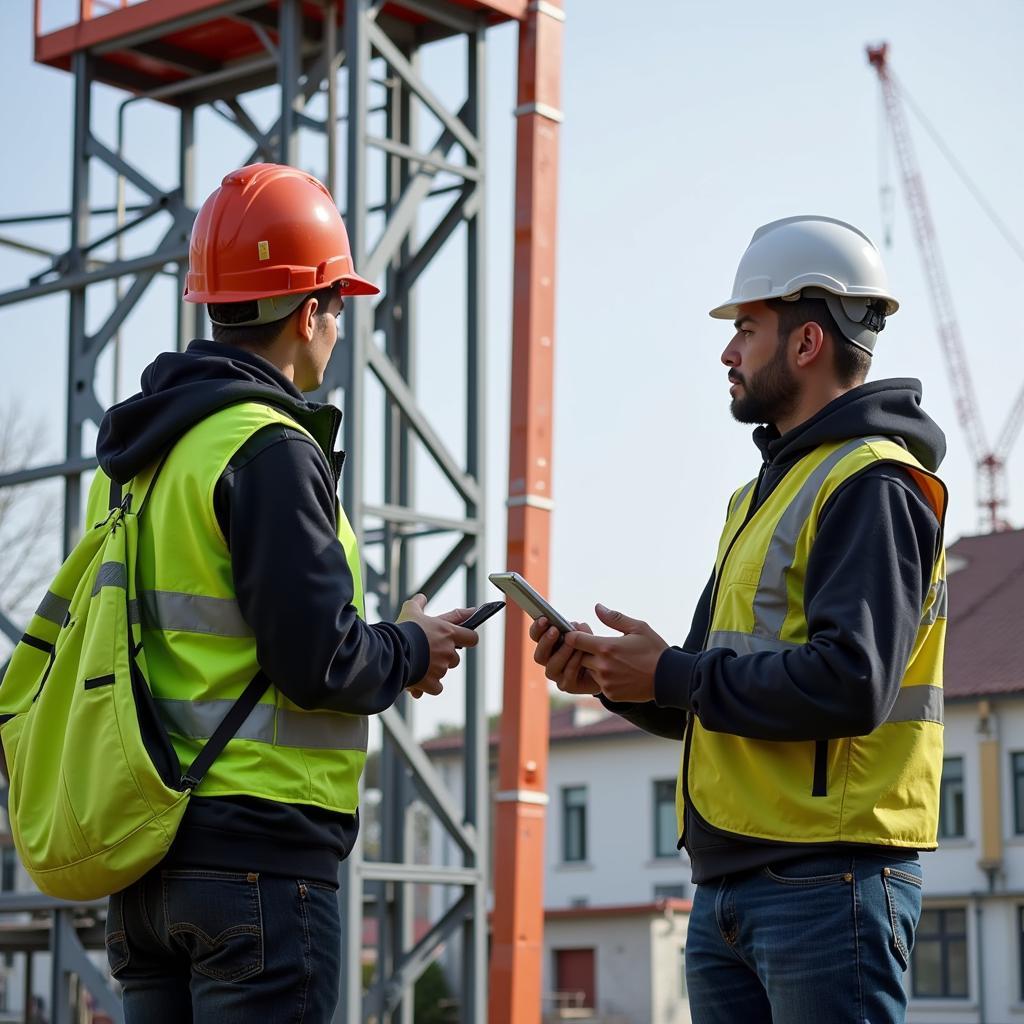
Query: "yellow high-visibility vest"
85 401 368 815
678 436 947 848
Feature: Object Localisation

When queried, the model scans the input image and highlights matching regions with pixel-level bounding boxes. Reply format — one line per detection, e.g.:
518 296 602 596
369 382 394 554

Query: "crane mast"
867 42 1024 531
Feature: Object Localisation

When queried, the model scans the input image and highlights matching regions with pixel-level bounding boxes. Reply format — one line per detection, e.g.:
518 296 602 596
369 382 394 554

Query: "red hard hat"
183 163 379 306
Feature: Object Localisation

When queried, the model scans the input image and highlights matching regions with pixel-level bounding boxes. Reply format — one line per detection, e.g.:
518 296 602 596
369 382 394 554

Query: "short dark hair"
767 295 871 387
209 284 337 348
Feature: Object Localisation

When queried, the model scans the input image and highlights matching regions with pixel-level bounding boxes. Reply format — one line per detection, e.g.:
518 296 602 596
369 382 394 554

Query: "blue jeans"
105 867 342 1023
685 853 923 1024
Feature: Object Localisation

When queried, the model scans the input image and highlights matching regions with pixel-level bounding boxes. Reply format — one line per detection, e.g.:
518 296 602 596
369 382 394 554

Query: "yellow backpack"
0 458 268 899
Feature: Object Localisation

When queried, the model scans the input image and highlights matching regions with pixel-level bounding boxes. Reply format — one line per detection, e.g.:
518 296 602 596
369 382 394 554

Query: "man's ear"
296 295 319 342
793 321 826 368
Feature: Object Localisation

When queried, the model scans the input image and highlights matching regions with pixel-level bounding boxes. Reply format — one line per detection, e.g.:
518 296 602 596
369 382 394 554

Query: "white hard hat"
709 215 899 353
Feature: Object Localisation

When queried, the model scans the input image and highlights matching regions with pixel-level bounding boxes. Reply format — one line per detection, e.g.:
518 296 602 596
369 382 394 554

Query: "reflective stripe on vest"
887 685 943 725
156 699 369 752
749 438 873 638
76 576 251 639
140 591 252 638
922 579 948 625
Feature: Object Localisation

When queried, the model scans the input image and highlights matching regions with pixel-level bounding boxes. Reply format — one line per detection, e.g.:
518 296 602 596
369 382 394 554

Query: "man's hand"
529 617 601 695
563 604 668 703
399 595 478 699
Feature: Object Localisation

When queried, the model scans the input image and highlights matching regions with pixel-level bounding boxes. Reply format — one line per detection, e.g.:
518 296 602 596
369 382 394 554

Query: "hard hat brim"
707 286 898 322
336 272 381 297
708 300 746 321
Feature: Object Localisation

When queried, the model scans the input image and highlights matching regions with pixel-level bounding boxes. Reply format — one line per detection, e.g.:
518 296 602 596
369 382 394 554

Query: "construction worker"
95 164 477 1023
532 216 947 1024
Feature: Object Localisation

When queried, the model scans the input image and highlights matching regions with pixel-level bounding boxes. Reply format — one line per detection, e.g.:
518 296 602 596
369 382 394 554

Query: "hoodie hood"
96 340 334 483
752 378 946 473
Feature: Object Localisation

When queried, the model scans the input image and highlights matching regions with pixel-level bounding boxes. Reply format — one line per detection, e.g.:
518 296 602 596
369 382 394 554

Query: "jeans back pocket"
163 870 264 983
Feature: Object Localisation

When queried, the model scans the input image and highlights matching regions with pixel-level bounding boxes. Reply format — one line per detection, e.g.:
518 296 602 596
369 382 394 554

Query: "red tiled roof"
421 698 646 754
944 527 1024 699
544 898 692 920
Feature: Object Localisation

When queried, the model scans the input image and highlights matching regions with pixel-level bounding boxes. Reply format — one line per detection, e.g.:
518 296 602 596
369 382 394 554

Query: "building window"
1019 907 1024 1001
562 786 587 863
938 757 965 839
912 908 968 998
1013 753 1024 834
654 883 686 900
0 846 15 893
653 778 678 858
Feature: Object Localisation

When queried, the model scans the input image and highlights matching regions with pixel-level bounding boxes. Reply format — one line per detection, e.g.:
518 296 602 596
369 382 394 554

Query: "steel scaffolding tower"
0 0 560 1020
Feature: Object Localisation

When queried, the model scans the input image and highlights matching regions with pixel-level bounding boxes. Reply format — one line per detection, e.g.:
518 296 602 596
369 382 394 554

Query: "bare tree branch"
0 402 60 645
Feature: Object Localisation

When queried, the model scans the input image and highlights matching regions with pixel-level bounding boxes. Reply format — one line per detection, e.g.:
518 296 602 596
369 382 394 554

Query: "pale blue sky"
1 1 1022 738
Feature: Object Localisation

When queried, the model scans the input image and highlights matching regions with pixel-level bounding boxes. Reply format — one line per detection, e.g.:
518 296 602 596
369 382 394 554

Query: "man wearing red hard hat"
94 164 476 1022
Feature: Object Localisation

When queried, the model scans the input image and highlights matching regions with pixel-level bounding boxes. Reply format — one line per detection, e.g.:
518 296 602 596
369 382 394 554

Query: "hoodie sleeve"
651 464 940 741
213 425 430 714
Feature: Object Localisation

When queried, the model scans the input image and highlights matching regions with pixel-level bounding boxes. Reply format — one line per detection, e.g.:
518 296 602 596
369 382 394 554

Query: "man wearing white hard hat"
532 216 947 1023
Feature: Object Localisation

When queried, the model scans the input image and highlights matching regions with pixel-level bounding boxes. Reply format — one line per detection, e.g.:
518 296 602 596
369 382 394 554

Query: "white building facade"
906 694 1024 1024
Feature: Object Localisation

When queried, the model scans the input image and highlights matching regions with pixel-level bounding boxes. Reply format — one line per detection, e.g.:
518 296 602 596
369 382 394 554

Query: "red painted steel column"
489 2 563 1022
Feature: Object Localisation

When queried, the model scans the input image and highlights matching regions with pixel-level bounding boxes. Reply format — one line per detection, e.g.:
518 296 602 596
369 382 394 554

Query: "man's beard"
729 338 799 426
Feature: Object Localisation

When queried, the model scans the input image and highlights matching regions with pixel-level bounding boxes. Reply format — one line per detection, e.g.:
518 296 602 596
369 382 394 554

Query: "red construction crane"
867 42 1024 532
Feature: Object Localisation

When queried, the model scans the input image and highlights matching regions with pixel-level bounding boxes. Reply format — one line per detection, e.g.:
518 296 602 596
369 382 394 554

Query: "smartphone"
459 600 506 630
487 571 574 634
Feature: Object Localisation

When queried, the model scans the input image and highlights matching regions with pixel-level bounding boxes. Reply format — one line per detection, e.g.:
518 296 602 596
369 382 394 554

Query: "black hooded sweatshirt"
599 379 947 884
96 340 430 885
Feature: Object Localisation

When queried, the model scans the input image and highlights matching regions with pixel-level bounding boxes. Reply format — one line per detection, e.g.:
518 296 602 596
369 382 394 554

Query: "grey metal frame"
0 1 489 1020
0 892 121 1024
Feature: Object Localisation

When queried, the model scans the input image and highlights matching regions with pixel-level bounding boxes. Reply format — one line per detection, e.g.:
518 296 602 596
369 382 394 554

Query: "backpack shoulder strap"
178 671 272 790
122 450 172 518
105 451 170 516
